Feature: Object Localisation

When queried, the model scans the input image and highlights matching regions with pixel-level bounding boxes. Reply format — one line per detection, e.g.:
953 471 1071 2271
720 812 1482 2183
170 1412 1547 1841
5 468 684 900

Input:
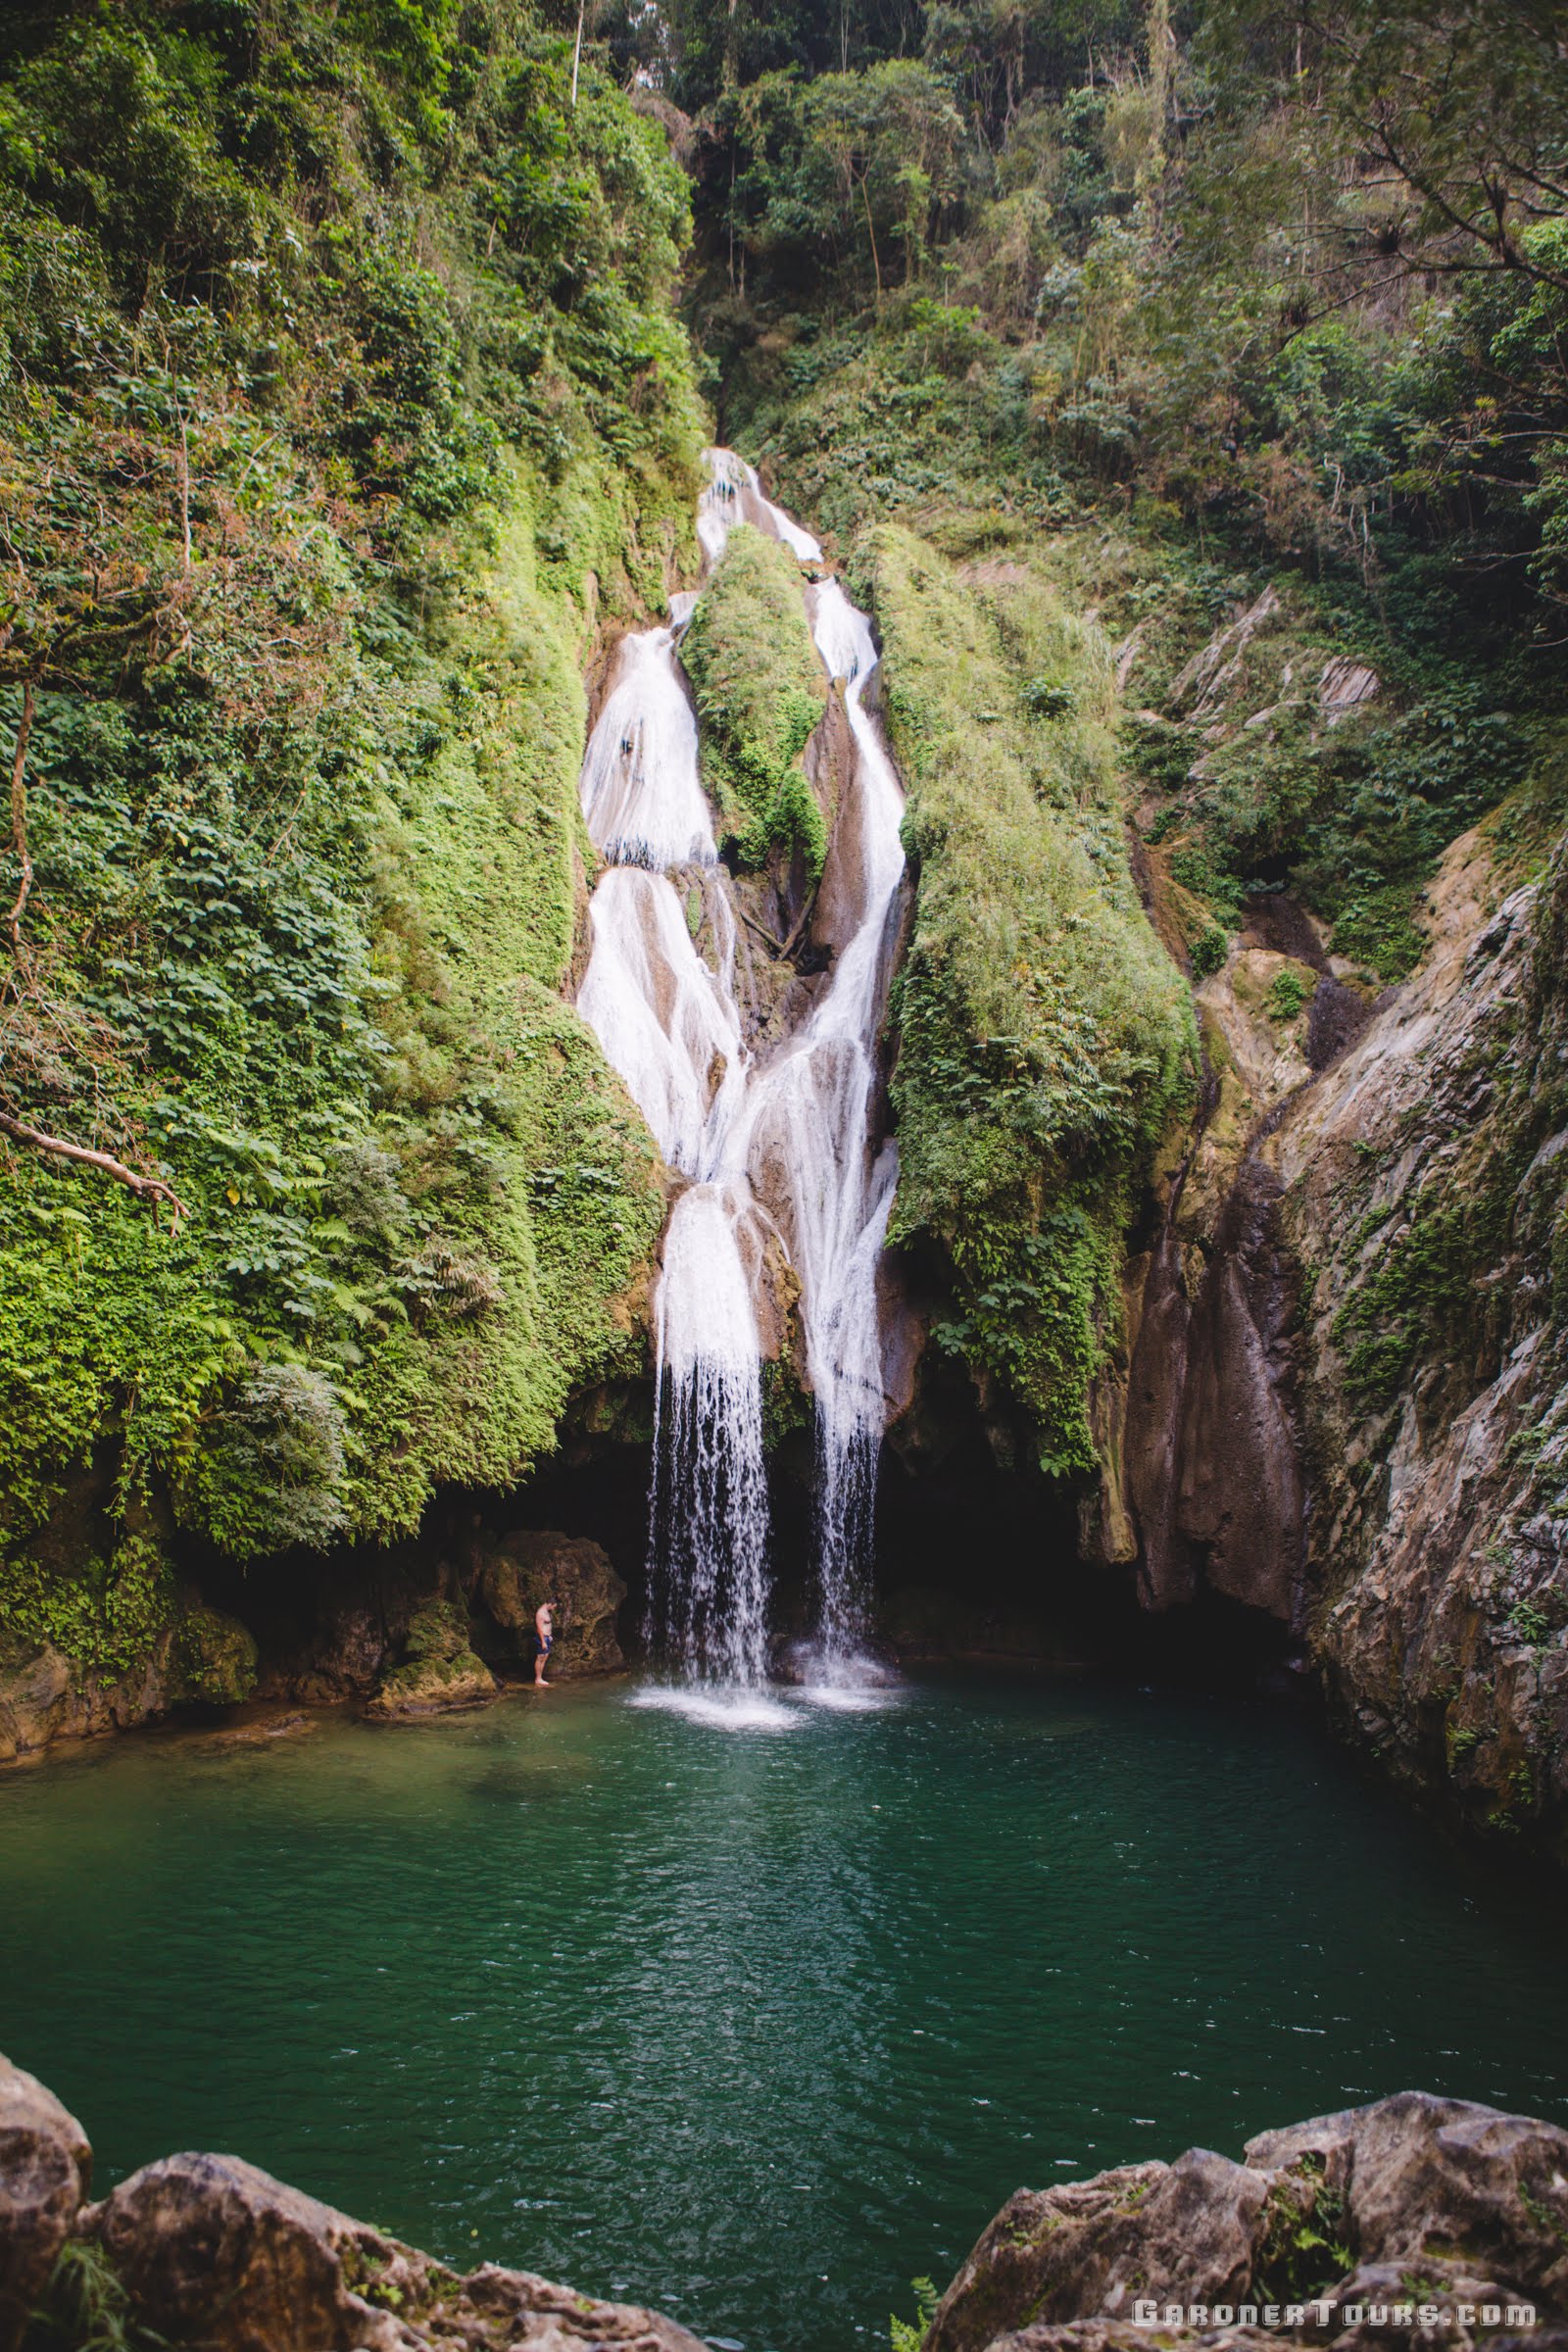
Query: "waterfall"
574 452 906 1690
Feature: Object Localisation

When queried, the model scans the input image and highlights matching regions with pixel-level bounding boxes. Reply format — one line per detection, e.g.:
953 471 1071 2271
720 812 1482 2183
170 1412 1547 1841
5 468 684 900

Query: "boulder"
1245 2093 1568 2311
926 2153 1271 2352
0 2052 91 2352
83 2148 707 2352
365 1599 497 1721
925 2094 1568 2352
0 1646 74 1766
479 1530 626 1675
172 1602 259 1707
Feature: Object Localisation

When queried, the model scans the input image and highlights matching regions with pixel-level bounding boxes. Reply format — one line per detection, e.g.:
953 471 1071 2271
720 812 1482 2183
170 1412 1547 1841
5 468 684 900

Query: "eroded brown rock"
923 2093 1568 2352
85 2147 707 2352
0 2054 91 2352
927 2152 1271 2352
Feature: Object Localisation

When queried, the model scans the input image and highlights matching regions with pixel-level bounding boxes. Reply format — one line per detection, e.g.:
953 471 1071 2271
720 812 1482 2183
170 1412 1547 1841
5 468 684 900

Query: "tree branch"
0 1108 188 1224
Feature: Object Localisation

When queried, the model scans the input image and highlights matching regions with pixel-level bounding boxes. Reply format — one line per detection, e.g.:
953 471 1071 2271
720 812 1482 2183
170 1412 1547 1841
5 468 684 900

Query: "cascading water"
573 450 906 1691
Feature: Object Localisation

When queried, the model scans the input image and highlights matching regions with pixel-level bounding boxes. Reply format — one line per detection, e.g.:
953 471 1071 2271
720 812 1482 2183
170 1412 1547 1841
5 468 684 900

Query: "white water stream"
574 452 906 1690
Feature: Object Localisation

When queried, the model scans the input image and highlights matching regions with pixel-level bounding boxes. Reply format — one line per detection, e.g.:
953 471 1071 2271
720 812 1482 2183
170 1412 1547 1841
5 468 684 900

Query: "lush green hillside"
649 0 1567 1485
672 0 1566 977
0 0 704 1670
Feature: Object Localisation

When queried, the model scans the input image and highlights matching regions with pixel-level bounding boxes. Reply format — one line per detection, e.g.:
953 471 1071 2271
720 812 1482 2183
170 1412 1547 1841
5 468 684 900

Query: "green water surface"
3 1671 1567 2352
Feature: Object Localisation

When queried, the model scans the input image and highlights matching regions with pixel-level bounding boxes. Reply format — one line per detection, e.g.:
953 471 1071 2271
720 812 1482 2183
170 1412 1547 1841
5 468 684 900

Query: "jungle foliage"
865 524 1194 1473
0 0 704 1652
679 520 828 876
655 0 1566 965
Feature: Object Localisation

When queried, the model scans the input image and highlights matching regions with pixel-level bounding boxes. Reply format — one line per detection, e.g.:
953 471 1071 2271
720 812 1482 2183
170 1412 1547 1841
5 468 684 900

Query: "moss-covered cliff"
680 519 827 879
0 0 702 1686
858 523 1194 1480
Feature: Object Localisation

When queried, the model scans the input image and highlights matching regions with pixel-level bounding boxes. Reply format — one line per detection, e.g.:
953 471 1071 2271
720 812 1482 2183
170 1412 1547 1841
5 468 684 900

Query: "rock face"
3 2051 704 2352
0 2057 91 2352
1277 829 1568 1857
1 1516 636 1764
0 1603 258 1768
479 1529 627 1676
926 2092 1568 2352
1099 700 1568 1856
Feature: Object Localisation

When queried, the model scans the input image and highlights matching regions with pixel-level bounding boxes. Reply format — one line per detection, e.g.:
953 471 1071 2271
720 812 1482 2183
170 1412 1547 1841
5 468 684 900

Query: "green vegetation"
865 524 1194 1473
22 2236 161 2352
889 2275 941 2352
1266 968 1312 1024
1254 2155 1352 2305
662 0 1565 980
0 0 704 1649
679 522 828 876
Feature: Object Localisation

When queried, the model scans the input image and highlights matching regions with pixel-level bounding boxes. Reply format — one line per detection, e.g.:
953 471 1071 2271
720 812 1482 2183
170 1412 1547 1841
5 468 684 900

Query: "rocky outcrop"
1097 899 1349 1624
1 1510 641 1763
0 1601 257 1768
925 2091 1568 2352
0 2052 702 2352
364 1599 498 1721
1276 826 1568 1856
0 2059 90 2352
478 1528 627 1676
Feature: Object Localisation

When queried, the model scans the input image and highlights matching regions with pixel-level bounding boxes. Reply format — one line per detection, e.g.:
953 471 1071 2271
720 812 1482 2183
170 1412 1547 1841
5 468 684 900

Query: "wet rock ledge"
0 2052 703 2352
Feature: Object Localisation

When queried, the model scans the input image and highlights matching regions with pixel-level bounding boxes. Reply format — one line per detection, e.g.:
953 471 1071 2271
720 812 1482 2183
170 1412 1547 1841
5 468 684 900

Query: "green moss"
404 1599 469 1661
0 1 698 1596
1333 1188 1512 1413
172 1603 258 1705
861 523 1195 1475
679 523 828 877
761 1355 813 1453
0 1531 176 1678
1266 967 1314 1022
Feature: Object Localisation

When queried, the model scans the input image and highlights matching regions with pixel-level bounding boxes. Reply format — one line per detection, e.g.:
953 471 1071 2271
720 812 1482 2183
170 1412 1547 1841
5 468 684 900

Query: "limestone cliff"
1279 826 1568 1855
1101 579 1568 1857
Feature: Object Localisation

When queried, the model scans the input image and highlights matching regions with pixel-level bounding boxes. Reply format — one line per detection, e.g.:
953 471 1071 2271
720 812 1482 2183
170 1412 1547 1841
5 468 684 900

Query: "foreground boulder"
1 2052 702 2352
926 2092 1568 2352
0 2060 90 2352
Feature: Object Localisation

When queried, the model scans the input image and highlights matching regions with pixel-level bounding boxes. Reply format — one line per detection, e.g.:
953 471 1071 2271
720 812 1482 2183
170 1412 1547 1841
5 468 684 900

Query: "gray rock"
925 2094 1568 2352
926 2152 1273 2352
86 2147 708 2352
0 2051 91 2352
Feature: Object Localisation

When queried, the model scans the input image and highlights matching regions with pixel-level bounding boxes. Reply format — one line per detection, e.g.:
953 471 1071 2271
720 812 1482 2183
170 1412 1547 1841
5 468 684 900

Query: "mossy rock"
364 1649 497 1721
172 1605 259 1708
680 523 829 877
403 1599 470 1664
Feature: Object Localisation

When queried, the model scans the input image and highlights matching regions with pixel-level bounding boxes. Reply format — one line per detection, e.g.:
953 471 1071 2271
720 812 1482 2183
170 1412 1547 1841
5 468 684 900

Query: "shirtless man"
533 1599 556 1689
